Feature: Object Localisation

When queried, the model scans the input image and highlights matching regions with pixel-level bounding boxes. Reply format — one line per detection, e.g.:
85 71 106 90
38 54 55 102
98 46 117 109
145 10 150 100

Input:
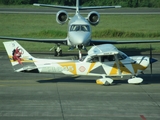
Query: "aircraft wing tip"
115 6 121 8
33 3 40 6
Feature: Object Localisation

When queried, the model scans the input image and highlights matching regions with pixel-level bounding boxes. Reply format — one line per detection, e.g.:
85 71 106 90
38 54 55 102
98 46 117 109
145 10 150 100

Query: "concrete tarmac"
0 52 160 120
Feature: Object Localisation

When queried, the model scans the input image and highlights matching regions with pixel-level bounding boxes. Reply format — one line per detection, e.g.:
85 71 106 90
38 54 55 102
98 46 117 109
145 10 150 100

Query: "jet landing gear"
77 45 87 60
50 44 62 56
78 50 82 60
54 47 62 56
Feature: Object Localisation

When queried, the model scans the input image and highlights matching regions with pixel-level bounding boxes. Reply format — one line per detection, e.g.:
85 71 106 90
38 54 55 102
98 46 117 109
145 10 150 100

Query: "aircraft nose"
76 35 86 44
69 32 90 45
150 58 158 64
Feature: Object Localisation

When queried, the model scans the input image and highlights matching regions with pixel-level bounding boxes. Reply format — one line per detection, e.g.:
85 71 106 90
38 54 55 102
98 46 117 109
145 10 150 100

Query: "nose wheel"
78 50 82 60
77 45 87 60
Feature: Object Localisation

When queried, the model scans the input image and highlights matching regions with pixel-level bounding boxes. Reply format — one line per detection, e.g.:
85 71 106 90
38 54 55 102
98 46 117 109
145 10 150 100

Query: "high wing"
0 36 67 44
90 39 160 45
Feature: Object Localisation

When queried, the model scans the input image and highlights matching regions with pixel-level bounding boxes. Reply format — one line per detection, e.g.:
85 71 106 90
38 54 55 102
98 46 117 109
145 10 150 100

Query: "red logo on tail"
12 47 23 64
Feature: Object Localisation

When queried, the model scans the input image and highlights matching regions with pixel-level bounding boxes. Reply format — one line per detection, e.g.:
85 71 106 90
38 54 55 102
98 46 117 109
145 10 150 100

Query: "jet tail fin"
3 41 38 73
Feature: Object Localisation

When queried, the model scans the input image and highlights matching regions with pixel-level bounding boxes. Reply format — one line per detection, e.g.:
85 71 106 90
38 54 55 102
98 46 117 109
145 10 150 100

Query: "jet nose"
69 32 91 45
150 58 158 64
76 35 86 44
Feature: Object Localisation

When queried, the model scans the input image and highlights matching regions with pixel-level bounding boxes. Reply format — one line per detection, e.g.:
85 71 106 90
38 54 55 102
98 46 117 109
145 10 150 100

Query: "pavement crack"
56 83 65 120
140 85 160 109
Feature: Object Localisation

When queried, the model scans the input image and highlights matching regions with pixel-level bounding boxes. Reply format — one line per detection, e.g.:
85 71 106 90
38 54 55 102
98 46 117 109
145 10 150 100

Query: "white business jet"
3 41 157 85
0 0 120 58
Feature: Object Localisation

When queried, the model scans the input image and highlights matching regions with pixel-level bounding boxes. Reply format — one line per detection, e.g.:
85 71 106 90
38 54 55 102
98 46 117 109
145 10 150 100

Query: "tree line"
0 0 160 7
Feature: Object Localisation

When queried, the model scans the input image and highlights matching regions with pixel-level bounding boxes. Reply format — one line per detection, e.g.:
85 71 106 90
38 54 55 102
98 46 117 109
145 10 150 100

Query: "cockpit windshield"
70 25 90 32
117 51 128 60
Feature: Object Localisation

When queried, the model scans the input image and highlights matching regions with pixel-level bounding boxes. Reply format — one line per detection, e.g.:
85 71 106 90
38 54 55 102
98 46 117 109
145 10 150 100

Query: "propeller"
150 44 153 75
149 44 158 76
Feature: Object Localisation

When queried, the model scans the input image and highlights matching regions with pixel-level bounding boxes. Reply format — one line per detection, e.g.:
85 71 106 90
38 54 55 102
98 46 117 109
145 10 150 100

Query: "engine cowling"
56 10 69 24
87 11 100 26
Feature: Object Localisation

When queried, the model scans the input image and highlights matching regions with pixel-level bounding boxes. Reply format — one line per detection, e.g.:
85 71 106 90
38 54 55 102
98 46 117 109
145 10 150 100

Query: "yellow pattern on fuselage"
58 62 77 75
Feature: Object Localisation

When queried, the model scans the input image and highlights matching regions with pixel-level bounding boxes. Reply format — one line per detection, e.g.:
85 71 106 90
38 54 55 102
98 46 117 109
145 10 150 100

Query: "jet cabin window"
70 25 90 32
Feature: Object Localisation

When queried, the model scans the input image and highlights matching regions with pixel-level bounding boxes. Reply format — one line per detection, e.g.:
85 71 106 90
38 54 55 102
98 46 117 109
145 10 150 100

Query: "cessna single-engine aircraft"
1 0 160 59
3 41 157 85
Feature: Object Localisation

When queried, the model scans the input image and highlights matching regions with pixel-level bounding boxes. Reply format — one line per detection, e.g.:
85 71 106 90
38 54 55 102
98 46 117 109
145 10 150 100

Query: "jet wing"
90 39 160 45
0 36 67 45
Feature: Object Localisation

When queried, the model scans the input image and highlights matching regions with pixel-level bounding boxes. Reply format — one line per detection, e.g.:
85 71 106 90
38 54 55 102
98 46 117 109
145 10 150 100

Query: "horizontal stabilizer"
33 3 121 10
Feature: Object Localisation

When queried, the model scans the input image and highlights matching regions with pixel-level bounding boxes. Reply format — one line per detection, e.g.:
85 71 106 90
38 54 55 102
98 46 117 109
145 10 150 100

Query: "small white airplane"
3 41 157 85
1 0 160 59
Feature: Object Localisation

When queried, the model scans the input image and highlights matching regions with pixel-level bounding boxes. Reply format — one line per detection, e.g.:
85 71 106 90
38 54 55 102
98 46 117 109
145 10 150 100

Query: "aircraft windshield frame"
117 51 128 60
70 25 90 32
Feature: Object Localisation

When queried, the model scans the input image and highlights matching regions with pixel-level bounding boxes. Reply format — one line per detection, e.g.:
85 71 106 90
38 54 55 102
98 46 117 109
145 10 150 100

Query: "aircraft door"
101 55 115 62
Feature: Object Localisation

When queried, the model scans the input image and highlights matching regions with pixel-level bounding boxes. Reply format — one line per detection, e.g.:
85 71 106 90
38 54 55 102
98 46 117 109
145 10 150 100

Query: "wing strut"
114 54 121 76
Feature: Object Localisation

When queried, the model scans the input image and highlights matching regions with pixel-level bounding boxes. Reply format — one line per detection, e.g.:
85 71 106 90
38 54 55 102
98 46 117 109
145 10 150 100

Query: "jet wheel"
58 50 62 56
54 49 62 56
54 49 58 56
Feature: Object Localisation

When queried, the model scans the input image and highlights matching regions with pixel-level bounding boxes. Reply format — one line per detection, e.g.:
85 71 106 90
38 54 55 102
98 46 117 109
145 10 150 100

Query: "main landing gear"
128 76 143 84
50 44 62 56
54 46 62 56
96 76 143 86
96 77 113 86
50 44 85 59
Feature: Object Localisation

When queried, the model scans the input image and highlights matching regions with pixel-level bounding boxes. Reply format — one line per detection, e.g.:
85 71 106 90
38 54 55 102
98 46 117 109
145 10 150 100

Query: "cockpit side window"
101 55 115 62
86 56 99 63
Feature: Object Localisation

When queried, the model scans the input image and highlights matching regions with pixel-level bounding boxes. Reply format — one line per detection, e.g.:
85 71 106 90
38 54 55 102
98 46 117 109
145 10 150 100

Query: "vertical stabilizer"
3 41 36 72
76 0 79 13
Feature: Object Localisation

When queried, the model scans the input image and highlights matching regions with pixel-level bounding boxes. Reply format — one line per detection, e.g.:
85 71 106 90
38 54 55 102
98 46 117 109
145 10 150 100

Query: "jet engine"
56 10 69 24
87 11 100 26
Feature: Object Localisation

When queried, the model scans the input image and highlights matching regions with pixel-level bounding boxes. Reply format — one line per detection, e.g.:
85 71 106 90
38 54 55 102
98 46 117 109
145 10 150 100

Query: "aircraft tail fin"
3 41 38 73
76 0 79 13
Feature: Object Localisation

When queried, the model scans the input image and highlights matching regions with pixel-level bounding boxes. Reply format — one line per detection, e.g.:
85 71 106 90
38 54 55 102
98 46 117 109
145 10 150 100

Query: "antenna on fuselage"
76 0 79 13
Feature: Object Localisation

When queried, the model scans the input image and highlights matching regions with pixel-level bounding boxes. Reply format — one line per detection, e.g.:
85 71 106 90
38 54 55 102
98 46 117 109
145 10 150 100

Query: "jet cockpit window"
70 25 90 32
81 25 90 31
70 25 80 31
